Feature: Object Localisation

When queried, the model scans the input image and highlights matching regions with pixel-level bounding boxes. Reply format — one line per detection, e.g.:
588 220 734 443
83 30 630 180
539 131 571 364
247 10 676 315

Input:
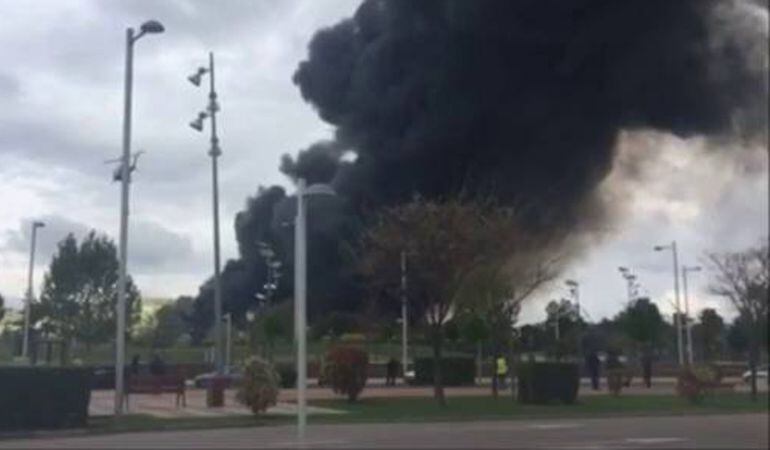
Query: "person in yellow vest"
496 356 508 389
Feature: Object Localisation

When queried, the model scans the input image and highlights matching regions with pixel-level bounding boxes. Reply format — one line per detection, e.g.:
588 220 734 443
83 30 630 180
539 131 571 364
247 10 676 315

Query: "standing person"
586 351 600 390
149 353 166 376
496 356 508 390
130 354 141 376
641 349 653 388
386 357 398 386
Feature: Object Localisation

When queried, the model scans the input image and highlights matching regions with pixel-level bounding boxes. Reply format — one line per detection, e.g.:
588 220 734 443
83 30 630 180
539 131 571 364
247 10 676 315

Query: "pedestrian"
149 353 166 376
496 356 508 390
130 354 141 376
641 350 653 388
386 357 399 386
586 351 600 390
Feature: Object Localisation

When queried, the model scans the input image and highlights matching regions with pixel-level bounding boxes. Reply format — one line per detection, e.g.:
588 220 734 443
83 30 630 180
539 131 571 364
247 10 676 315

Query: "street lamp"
565 279 579 319
292 180 336 441
654 241 683 366
22 220 45 360
188 52 224 375
682 265 702 365
400 250 409 380
618 267 638 302
114 19 164 416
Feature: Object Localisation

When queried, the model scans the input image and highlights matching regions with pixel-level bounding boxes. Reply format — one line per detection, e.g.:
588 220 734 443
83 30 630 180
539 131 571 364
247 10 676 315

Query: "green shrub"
235 357 280 415
323 346 369 401
606 368 626 397
276 363 297 388
413 357 475 386
517 362 579 404
0 367 91 430
677 365 719 403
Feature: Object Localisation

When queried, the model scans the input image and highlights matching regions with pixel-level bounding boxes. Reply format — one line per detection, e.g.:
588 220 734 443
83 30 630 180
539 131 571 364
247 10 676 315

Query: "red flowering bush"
323 346 369 402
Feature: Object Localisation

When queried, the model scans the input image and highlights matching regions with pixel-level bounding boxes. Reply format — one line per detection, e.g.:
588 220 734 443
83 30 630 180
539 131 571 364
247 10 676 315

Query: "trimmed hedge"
413 357 475 386
0 367 91 430
517 362 579 404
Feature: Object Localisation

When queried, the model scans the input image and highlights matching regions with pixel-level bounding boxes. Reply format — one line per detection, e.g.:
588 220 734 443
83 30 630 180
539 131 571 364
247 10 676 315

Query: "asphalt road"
1 413 767 449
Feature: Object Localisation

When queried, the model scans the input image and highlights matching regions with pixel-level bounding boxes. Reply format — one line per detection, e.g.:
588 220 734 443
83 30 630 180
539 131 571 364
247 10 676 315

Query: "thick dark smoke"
294 0 767 230
188 0 767 332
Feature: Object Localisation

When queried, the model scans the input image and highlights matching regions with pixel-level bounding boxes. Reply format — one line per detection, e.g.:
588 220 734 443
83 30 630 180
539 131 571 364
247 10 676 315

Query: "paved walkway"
3 413 767 448
90 391 345 418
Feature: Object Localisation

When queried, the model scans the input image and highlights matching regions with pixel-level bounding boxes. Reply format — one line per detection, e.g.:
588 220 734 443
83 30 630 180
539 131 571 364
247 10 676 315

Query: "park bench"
125 374 186 409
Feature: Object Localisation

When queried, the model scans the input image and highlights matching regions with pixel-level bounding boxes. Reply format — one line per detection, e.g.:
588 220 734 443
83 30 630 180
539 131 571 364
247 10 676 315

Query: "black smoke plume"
294 0 766 231
190 0 767 330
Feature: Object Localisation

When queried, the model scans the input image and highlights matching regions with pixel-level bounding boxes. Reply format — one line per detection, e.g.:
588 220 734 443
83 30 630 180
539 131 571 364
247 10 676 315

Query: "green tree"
544 298 584 359
694 308 724 362
0 292 5 322
135 302 187 349
726 315 750 358
615 297 665 355
37 232 141 352
707 239 768 401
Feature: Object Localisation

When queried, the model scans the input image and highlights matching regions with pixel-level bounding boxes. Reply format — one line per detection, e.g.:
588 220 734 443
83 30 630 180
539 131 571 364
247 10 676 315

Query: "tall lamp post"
682 265 701 365
654 241 683 366
115 19 164 416
400 250 408 379
293 180 336 441
22 220 45 360
188 52 224 375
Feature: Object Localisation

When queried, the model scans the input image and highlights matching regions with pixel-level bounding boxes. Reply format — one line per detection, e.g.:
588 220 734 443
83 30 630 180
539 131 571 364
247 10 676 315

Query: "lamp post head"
187 67 208 87
32 221 45 229
189 112 207 132
618 266 629 274
654 245 666 252
140 20 165 34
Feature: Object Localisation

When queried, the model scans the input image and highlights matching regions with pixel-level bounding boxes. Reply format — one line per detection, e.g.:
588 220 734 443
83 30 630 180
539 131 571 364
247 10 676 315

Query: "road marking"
625 437 688 444
528 423 583 430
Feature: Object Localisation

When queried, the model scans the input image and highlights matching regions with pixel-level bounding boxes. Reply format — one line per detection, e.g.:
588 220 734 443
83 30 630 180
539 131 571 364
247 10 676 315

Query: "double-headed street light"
115 19 164 416
188 52 224 375
654 241 683 366
682 265 702 365
565 279 580 319
618 267 640 302
22 220 45 360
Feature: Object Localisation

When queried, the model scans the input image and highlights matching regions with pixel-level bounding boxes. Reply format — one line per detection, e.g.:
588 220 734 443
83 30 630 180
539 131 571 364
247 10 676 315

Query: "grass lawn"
310 393 769 424
3 393 764 440
76 393 769 436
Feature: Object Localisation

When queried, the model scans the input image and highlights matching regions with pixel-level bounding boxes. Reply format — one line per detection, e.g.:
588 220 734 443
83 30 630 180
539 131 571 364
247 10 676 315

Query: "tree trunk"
491 339 499 399
749 330 759 402
431 325 446 407
476 341 482 385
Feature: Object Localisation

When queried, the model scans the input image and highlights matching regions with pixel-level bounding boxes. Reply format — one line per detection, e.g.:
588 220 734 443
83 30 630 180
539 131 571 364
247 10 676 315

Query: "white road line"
528 423 584 430
625 437 688 444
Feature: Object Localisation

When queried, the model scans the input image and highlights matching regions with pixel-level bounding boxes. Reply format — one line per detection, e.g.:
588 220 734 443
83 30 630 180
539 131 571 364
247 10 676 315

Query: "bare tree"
360 197 563 405
706 238 768 401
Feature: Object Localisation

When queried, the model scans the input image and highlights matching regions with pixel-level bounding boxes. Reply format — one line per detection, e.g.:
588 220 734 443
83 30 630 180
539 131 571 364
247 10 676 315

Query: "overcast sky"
0 0 767 325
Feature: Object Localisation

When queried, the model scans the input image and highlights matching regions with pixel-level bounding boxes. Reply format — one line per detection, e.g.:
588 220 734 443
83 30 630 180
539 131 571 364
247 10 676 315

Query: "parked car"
193 368 243 389
741 365 769 383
